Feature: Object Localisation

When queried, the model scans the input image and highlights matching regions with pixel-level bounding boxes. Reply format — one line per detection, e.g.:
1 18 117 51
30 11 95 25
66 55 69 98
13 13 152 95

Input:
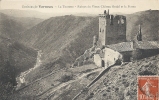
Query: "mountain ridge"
0 9 53 19
0 12 44 39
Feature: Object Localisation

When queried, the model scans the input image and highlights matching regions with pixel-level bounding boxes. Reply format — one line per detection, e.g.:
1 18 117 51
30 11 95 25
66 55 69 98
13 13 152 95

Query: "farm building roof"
135 41 159 49
106 41 159 52
106 42 134 52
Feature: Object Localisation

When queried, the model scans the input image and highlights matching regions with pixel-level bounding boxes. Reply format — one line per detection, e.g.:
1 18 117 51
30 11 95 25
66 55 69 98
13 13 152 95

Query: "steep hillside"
19 15 99 64
126 10 159 41
0 39 37 81
0 37 38 99
0 12 42 99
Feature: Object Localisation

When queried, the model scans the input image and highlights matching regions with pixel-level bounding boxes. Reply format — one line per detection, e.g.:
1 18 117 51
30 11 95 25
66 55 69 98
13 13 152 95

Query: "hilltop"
0 9 53 19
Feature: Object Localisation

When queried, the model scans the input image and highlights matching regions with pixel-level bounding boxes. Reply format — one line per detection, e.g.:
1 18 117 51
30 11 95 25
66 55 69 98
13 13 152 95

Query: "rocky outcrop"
72 46 96 67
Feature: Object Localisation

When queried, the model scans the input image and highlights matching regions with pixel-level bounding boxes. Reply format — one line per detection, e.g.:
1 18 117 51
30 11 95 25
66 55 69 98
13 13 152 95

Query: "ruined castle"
93 10 159 68
73 10 159 68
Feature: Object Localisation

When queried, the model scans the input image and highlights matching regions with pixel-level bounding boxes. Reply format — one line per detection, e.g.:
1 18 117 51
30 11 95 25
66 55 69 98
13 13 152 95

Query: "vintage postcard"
0 0 159 100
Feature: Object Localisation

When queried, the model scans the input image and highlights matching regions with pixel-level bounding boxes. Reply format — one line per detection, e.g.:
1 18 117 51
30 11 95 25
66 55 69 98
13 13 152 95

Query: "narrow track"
72 64 116 100
16 67 67 92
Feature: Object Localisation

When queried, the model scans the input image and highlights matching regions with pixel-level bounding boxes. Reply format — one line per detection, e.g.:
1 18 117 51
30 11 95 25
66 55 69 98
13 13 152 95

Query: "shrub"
60 74 73 82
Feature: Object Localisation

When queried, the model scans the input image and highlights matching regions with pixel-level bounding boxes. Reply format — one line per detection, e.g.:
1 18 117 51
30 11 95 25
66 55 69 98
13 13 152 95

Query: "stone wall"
93 54 102 67
104 48 123 68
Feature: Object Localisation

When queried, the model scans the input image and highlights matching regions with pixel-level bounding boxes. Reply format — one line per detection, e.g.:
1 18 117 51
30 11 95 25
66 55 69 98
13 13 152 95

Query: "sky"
1 0 159 14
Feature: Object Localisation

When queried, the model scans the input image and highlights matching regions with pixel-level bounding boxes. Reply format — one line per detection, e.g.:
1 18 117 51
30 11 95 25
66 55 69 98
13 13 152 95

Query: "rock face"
72 46 96 67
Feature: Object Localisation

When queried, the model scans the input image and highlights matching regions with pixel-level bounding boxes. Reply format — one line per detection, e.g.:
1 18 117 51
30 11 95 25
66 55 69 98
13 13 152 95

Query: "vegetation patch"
59 74 74 82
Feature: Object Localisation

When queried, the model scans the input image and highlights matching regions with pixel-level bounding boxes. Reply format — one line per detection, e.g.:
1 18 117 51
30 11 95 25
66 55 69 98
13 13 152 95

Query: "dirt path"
16 67 66 92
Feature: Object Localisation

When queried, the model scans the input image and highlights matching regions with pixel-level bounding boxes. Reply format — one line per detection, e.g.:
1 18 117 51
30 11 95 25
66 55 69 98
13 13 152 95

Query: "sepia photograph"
0 0 159 100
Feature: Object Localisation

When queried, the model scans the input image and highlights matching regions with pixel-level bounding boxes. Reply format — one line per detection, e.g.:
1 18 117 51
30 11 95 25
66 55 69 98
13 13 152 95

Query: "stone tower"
137 24 142 41
98 10 126 46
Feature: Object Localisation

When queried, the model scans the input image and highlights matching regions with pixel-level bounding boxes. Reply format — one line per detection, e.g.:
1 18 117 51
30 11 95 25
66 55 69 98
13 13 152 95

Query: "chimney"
131 41 134 49
137 24 142 41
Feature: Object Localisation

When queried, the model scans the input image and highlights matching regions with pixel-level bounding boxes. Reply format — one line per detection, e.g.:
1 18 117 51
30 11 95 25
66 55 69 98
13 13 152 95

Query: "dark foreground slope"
0 37 37 99
53 54 159 100
79 55 159 100
0 12 44 99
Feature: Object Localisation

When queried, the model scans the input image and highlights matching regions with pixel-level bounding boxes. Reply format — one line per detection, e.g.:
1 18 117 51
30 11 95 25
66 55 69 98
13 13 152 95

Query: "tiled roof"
135 41 159 49
106 42 134 52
